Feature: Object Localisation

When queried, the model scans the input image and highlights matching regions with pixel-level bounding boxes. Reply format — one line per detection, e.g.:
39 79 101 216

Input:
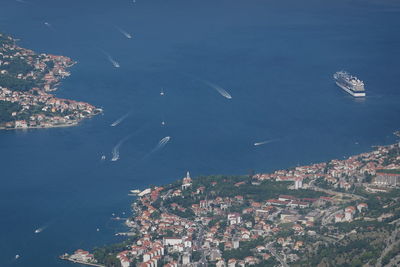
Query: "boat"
101 155 106 160
130 189 141 194
333 71 366 97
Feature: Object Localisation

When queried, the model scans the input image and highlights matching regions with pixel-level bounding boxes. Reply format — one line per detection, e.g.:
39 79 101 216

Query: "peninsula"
64 139 400 267
0 33 101 130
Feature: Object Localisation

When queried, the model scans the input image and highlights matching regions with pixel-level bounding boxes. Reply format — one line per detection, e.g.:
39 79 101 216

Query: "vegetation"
192 251 201 262
382 243 400 265
1 57 34 75
376 169 400 174
0 73 36 91
0 100 21 123
190 175 326 202
254 258 279 267
382 147 400 166
93 239 136 267
222 238 264 260
296 235 384 267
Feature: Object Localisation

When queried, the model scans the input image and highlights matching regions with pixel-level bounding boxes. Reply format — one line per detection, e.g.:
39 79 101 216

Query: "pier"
115 232 136 236
111 217 128 221
59 255 105 267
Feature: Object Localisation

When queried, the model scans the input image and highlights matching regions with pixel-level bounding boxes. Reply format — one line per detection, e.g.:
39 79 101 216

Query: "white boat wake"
108 55 120 68
111 134 135 162
43 22 55 31
141 136 171 160
254 139 279 146
34 225 47 234
111 148 119 161
110 111 131 127
201 80 232 99
116 27 132 39
153 136 171 152
100 49 120 68
111 122 154 162
185 74 232 99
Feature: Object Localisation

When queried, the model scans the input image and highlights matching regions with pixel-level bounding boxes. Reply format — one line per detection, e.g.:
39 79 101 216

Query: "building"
182 171 192 190
228 258 237 267
335 213 344 223
232 237 240 249
374 171 400 187
345 206 356 221
294 178 303 189
357 203 368 213
163 237 183 246
182 252 191 265
227 213 242 225
138 188 151 197
164 262 178 267
69 249 95 263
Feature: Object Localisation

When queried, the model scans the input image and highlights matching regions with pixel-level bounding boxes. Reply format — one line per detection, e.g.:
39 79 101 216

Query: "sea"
0 0 399 266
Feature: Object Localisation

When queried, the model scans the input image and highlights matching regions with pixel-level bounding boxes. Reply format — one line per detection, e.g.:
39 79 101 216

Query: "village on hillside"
0 33 101 129
63 141 400 267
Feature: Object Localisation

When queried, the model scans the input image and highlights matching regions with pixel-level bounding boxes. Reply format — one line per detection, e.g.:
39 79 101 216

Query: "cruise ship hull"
335 82 366 97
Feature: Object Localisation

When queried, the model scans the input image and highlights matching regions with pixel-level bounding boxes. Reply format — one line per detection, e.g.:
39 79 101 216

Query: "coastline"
0 108 103 131
0 33 102 130
59 255 105 267
0 122 78 130
71 140 400 266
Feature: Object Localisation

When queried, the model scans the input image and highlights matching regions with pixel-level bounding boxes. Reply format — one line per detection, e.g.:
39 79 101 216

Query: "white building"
163 237 183 246
138 188 151 197
182 171 192 190
344 206 356 221
227 213 242 225
70 249 95 263
182 252 191 265
294 178 303 189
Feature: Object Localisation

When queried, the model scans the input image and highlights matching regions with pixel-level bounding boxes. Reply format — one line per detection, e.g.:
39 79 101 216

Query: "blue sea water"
0 0 400 265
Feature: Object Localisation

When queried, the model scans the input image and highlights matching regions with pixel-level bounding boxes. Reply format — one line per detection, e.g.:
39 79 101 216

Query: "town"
63 140 400 267
0 33 101 129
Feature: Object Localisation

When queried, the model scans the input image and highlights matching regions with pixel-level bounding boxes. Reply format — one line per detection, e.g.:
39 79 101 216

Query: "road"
266 242 289 267
376 221 400 267
196 225 207 266
309 182 366 202
321 207 342 226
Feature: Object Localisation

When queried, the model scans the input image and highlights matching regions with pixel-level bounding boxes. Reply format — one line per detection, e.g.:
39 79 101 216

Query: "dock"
59 255 105 267
115 232 136 236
